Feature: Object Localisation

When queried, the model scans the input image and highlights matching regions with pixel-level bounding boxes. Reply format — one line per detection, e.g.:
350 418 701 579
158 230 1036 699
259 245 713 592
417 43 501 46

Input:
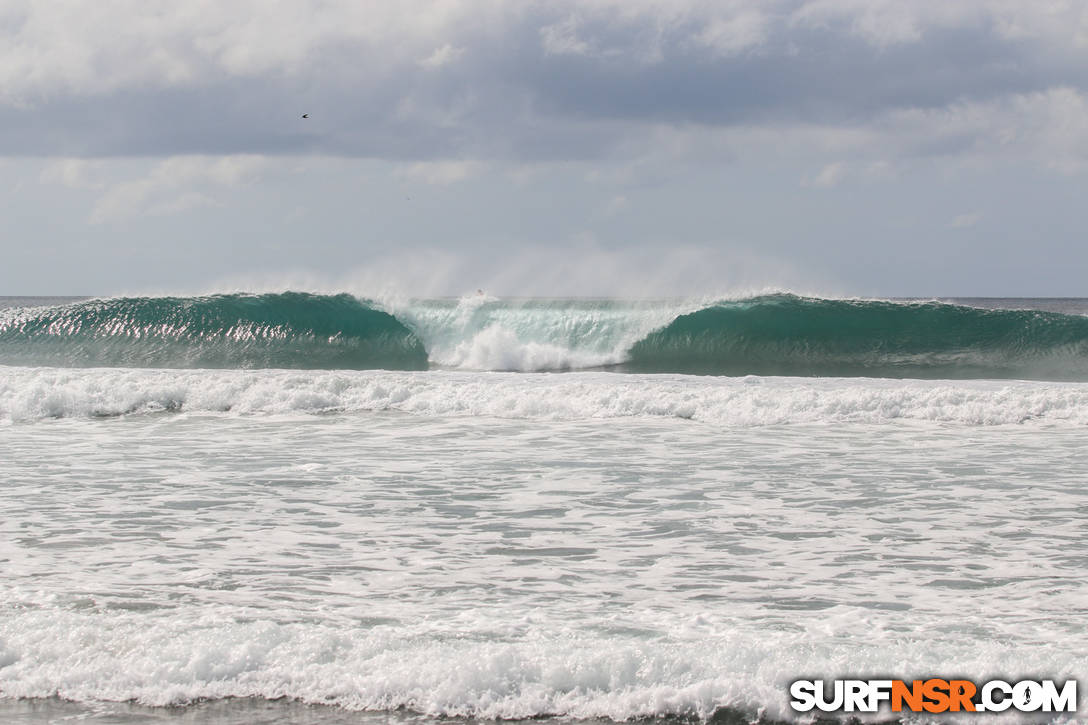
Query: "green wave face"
5 292 1088 379
0 293 428 370
625 295 1088 379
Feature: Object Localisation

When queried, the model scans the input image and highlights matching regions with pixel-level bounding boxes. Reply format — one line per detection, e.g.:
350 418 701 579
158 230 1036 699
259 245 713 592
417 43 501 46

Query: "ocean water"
0 294 1086 724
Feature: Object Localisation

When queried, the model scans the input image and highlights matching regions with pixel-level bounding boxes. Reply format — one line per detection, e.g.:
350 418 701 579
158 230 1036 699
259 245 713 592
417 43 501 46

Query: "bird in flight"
302 113 309 119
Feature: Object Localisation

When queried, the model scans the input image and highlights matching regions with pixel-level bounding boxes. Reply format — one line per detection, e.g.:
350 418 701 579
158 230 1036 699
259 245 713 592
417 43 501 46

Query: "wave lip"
625 294 1088 380
0 292 428 371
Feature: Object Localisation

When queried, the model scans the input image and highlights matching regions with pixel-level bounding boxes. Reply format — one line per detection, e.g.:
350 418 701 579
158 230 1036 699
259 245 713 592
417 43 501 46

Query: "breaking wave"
3 368 1087 425
0 292 428 370
3 292 1088 379
624 295 1088 380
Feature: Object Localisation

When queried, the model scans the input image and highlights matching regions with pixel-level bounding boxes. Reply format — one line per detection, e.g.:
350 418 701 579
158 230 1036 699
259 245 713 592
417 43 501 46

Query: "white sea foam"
380 296 696 371
2 374 1086 722
3 366 1088 426
0 603 1081 722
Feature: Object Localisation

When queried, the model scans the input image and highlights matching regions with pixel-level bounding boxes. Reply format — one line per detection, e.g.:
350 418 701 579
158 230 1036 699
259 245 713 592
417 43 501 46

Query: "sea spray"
382 294 696 371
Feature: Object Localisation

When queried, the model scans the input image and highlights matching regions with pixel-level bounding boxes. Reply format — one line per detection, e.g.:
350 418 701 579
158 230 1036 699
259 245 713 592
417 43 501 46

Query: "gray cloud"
4 1 1088 298
2 1 1087 163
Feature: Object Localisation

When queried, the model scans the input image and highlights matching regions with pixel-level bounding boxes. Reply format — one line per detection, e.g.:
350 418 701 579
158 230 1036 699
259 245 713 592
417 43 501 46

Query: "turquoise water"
0 295 1086 724
4 293 1088 379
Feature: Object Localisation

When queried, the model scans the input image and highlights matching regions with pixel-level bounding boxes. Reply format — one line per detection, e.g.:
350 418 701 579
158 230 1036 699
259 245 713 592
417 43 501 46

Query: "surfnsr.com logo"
790 679 1077 714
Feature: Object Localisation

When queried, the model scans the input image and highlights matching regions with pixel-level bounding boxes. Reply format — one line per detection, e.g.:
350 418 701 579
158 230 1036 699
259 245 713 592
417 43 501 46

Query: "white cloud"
1 0 1087 179
0 1 1082 104
39 158 104 189
705 87 1088 175
789 0 1080 47
540 15 591 56
876 87 1088 172
806 161 847 188
0 1 486 105
950 212 982 228
419 43 465 68
396 160 486 185
88 155 267 224
602 194 629 216
694 11 768 56
793 1 913 44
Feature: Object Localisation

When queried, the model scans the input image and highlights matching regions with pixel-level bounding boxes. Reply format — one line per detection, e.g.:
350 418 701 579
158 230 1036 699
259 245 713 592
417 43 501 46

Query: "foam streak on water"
0 368 1086 723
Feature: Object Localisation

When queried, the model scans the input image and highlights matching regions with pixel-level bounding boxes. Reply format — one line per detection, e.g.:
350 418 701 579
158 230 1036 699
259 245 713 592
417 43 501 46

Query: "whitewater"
1 293 1086 724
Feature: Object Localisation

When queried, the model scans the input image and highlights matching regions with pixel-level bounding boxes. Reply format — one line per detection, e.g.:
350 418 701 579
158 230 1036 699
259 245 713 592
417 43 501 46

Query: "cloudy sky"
2 0 1087 296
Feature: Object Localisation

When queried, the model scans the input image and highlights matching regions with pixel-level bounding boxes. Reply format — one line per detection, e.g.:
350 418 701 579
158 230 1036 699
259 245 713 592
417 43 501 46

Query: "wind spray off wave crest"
382 294 697 371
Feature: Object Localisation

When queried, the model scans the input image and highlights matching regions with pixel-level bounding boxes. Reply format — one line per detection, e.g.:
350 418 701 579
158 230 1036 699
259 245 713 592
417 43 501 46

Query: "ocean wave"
381 294 693 371
3 293 1088 379
3 368 1087 426
0 292 427 370
624 294 1088 379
